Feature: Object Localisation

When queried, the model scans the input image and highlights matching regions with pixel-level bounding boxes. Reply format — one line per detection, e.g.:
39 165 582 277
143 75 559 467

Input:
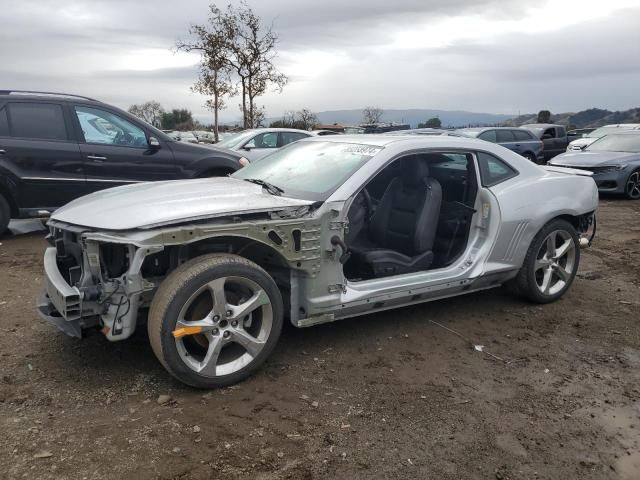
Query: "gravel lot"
0 199 639 480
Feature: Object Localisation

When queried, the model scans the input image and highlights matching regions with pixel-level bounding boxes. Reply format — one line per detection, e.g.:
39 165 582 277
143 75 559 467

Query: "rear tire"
523 152 537 163
148 254 283 388
624 169 640 200
0 194 10 236
506 219 580 303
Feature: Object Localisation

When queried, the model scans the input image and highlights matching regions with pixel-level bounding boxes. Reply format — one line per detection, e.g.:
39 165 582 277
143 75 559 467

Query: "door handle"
87 155 107 162
515 144 521 147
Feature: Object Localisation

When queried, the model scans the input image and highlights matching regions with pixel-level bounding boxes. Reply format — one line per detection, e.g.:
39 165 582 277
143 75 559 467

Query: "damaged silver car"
39 135 598 388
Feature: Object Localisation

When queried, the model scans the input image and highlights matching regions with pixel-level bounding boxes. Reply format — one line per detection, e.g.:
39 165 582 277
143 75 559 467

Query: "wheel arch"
177 235 294 318
0 182 18 217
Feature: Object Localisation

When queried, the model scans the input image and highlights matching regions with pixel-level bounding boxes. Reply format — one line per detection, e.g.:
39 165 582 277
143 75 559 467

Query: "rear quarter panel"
485 169 598 273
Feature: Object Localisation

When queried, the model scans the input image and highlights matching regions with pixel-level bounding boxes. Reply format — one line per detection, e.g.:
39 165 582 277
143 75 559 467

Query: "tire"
506 219 580 304
624 169 640 200
0 193 10 236
200 168 234 178
523 152 537 164
148 254 283 388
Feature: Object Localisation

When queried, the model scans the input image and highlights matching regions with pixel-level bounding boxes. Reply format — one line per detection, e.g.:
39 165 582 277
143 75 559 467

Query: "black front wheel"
0 194 10 236
624 170 640 200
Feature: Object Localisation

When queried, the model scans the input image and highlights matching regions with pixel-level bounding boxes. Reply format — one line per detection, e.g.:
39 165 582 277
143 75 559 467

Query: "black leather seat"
351 157 442 278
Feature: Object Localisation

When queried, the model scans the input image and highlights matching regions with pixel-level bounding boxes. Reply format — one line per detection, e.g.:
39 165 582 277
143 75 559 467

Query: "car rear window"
477 151 518 187
513 130 534 141
8 102 68 141
478 130 497 142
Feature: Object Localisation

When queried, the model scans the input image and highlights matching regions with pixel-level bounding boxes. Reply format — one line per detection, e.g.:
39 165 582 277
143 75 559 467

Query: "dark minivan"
455 127 544 164
0 90 245 234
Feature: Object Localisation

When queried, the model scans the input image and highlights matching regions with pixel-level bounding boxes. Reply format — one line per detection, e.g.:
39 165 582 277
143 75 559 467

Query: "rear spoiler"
542 165 593 177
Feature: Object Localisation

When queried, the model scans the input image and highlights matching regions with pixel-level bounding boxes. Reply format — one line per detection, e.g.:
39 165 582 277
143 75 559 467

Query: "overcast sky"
1 0 639 123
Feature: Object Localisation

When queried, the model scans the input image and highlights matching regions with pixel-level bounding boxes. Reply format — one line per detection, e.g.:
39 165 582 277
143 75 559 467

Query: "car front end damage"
37 203 329 341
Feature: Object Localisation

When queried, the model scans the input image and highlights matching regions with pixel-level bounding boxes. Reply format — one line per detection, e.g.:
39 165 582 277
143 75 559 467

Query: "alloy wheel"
534 230 577 296
626 171 640 199
173 276 273 377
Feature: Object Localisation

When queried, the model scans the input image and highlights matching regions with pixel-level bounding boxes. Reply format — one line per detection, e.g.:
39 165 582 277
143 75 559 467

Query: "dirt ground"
0 199 639 480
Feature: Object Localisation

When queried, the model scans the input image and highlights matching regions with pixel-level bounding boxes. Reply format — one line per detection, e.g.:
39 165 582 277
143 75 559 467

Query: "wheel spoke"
207 278 228 313
554 238 573 259
198 333 224 376
546 233 556 257
540 268 553 294
231 329 265 357
534 258 549 272
555 265 570 282
230 289 269 320
176 317 215 330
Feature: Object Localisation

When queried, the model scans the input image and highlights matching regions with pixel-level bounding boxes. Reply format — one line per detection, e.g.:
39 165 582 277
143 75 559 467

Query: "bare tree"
128 101 165 127
362 106 383 124
297 108 318 130
176 5 236 141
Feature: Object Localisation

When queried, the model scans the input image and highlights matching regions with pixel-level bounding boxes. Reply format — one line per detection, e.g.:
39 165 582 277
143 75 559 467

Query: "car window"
476 151 517 187
543 128 556 138
478 130 497 142
74 106 147 147
513 130 533 141
0 107 8 136
556 127 566 137
8 102 68 141
245 132 278 149
281 132 309 146
496 130 515 142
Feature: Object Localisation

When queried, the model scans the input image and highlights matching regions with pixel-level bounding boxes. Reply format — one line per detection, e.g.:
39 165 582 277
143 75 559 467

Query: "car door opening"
343 151 478 280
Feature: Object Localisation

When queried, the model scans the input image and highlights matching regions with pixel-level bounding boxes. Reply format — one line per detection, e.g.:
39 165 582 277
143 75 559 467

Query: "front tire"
507 219 580 303
523 152 537 164
0 193 10 236
624 169 640 200
148 254 283 388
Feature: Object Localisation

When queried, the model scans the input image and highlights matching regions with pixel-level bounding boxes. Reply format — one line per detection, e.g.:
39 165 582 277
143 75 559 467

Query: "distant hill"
259 109 513 129
503 107 640 129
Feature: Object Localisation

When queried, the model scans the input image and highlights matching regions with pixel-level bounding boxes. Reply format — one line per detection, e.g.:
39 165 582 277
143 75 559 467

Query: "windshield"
588 126 636 138
232 141 382 201
216 131 255 149
586 134 640 153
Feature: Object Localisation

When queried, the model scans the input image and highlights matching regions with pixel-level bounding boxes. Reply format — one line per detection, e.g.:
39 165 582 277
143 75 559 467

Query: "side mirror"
242 145 254 151
148 136 161 149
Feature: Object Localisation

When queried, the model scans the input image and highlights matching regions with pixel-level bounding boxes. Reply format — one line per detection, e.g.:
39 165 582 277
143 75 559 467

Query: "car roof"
0 90 99 104
457 126 528 131
521 123 564 128
303 133 493 149
241 128 312 134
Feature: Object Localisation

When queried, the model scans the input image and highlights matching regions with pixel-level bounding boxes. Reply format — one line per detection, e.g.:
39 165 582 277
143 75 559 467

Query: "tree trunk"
241 78 247 129
214 96 219 143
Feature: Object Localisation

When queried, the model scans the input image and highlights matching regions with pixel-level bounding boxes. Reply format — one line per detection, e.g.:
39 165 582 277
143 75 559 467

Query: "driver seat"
351 157 442 278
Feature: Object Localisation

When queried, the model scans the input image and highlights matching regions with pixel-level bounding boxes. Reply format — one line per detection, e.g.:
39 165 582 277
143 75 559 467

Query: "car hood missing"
51 177 314 230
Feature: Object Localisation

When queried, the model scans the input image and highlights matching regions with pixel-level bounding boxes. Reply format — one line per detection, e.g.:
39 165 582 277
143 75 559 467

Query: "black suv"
0 90 245 234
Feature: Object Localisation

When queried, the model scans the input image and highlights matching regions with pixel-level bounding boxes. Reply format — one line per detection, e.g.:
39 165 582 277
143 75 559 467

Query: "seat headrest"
401 157 430 188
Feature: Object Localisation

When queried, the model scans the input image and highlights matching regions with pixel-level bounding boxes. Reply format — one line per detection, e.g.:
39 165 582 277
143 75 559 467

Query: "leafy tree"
178 3 287 129
128 101 164 127
362 106 383 124
161 109 195 130
537 110 552 123
418 117 442 128
269 109 318 130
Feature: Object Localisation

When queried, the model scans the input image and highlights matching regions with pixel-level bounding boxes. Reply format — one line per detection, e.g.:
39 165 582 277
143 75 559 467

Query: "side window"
245 132 278 149
543 127 556 138
74 106 147 147
478 130 497 142
556 126 566 137
495 130 516 142
477 151 518 187
513 130 533 141
281 132 308 146
0 107 8 136
8 102 68 140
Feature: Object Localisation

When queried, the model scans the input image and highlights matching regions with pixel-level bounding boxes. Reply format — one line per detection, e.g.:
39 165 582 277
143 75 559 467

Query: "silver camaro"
39 135 598 388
